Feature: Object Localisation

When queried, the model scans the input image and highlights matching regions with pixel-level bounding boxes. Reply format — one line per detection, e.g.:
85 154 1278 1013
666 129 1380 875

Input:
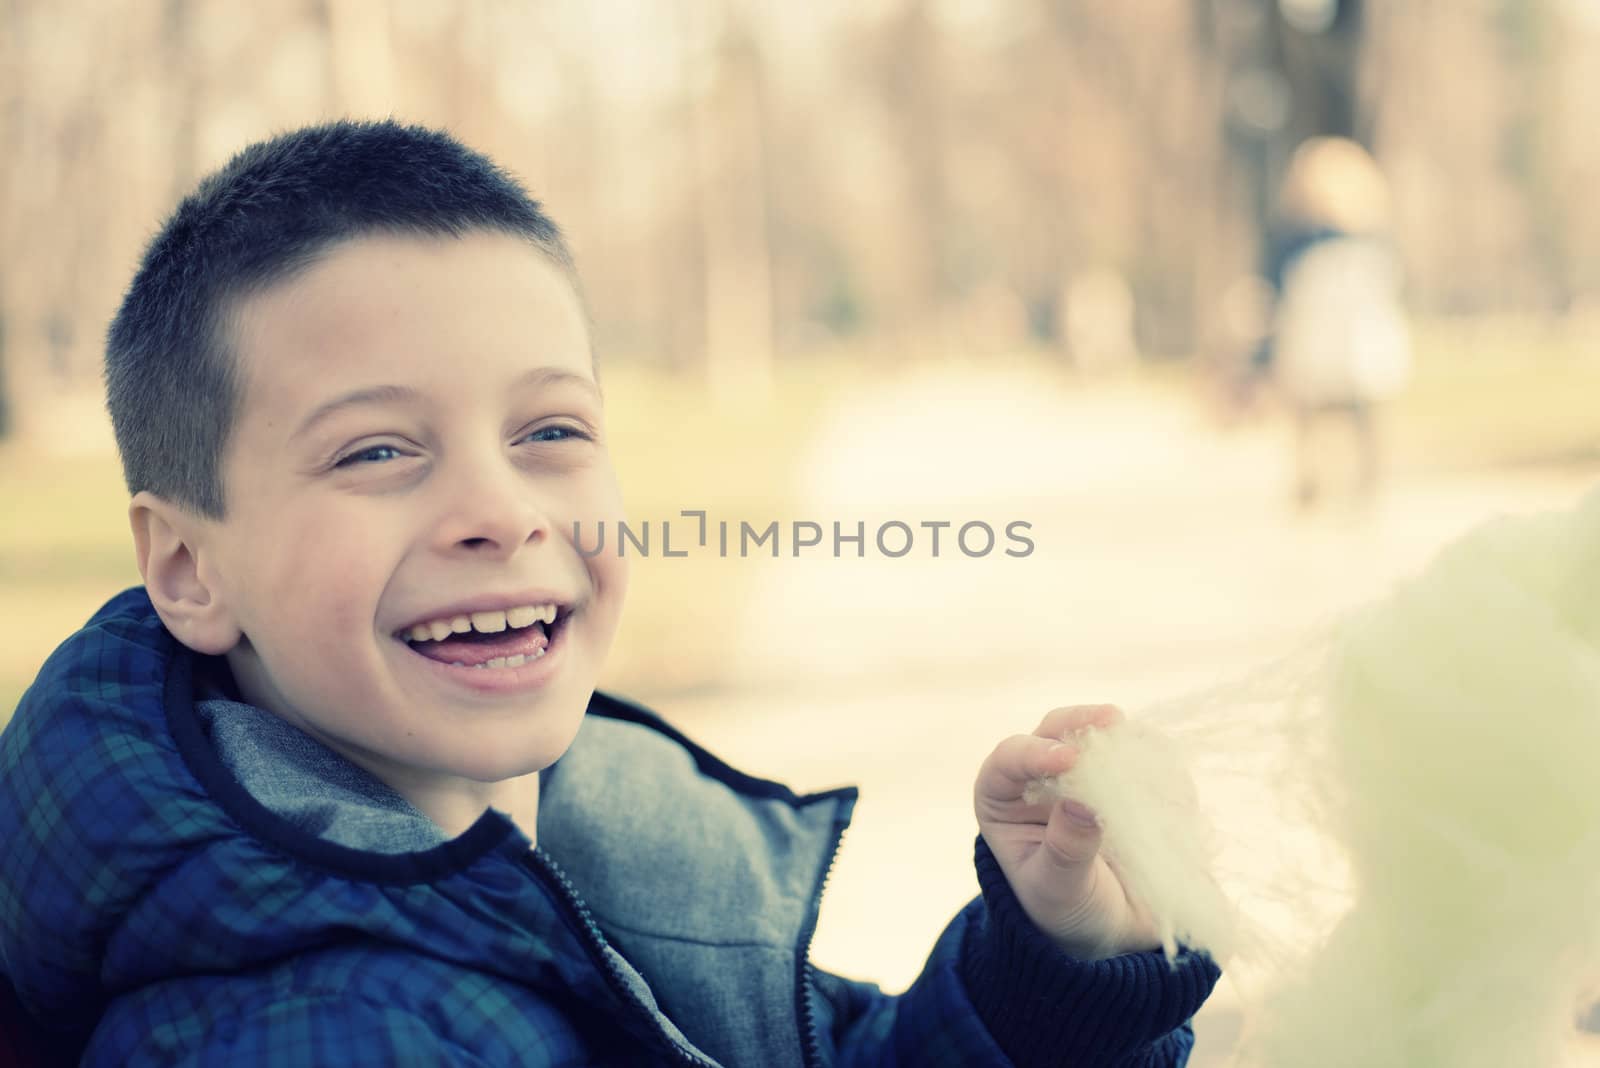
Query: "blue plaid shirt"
0 589 1218 1066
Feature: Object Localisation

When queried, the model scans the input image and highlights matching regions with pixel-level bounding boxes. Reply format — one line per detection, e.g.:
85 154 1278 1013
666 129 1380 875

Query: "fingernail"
1060 799 1099 828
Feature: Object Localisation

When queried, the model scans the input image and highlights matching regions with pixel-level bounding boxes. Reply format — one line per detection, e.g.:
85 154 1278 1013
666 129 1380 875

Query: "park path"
640 369 1600 1065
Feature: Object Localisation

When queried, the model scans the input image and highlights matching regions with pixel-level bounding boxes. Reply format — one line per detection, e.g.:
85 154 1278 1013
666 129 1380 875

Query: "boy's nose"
433 461 551 560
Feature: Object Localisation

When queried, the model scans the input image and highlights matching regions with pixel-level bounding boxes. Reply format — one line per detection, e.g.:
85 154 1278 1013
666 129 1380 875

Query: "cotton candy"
1029 486 1600 1066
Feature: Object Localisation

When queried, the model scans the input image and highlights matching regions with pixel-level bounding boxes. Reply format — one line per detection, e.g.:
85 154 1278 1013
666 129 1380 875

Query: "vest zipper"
524 847 716 1067
795 814 851 1068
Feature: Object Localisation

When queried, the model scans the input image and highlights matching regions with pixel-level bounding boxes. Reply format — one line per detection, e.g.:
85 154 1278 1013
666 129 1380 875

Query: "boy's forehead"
226 232 595 418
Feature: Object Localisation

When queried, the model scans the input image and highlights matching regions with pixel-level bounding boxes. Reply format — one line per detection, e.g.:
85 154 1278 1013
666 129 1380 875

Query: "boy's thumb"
1041 797 1104 868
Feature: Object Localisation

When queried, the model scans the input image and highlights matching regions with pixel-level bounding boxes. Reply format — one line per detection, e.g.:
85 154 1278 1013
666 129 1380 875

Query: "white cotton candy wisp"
1024 717 1240 963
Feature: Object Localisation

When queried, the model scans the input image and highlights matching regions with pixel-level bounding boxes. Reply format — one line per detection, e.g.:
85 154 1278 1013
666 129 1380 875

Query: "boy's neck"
384 767 542 844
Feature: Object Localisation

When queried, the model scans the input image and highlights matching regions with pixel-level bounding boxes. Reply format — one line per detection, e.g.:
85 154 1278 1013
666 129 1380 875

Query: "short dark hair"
105 119 576 518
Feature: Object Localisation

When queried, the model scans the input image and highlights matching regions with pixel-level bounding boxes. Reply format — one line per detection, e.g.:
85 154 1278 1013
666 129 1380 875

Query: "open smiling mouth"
397 602 570 670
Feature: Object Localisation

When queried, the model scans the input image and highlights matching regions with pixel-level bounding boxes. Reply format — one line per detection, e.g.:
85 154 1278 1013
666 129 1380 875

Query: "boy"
0 121 1218 1066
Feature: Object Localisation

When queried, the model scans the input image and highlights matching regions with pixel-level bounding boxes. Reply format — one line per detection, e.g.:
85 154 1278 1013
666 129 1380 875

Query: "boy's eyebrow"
294 384 421 439
512 367 601 400
293 369 600 439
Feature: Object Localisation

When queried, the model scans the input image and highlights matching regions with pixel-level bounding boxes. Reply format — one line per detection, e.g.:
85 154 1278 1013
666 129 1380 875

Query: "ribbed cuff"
958 836 1221 1068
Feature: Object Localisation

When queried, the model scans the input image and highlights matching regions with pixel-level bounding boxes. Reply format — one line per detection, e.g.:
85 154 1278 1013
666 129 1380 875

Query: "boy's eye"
335 444 406 467
520 424 590 445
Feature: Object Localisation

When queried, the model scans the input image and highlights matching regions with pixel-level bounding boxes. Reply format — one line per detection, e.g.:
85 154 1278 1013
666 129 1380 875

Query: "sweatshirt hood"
0 589 226 1025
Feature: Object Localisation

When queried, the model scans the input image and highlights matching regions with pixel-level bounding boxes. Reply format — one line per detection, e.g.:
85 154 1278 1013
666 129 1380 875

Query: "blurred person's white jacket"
1273 235 1411 407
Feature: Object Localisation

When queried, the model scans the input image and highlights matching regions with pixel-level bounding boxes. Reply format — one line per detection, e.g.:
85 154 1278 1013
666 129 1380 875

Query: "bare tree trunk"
323 0 396 117
162 0 198 201
881 0 946 355
0 312 11 441
1272 0 1368 148
692 7 775 406
1191 0 1244 362
0 0 16 441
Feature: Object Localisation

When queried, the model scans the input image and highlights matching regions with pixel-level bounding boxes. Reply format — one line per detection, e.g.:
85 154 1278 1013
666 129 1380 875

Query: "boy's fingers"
976 734 1078 802
1034 704 1122 742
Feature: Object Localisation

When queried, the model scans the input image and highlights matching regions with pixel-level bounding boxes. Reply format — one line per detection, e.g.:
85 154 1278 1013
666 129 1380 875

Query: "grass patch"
1393 318 1600 471
0 451 140 721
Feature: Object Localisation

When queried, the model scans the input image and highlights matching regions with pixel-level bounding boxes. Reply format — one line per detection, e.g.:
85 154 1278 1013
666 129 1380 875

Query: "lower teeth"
464 647 547 670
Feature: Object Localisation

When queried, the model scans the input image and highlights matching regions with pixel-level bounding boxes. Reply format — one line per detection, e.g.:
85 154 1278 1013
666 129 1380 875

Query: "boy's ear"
130 492 242 656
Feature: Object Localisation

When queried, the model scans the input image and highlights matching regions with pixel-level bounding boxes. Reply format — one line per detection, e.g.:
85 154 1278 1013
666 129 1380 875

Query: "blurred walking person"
1265 137 1411 509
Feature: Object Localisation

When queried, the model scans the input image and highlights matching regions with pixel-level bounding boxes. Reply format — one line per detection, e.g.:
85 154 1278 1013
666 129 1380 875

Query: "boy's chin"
437 721 586 784
448 751 563 785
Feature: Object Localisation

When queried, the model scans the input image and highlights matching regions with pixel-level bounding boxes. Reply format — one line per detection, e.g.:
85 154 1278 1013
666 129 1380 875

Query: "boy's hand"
974 704 1159 961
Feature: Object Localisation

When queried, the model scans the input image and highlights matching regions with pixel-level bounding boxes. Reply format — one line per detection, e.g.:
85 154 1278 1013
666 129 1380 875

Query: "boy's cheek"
591 552 630 639
604 548 630 598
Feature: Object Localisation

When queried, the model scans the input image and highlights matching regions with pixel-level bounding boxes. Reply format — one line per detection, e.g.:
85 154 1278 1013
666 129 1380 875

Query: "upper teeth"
406 603 557 642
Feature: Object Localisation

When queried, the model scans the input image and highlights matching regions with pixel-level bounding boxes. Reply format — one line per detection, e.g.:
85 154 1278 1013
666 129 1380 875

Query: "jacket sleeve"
812 837 1221 1068
99 994 494 1068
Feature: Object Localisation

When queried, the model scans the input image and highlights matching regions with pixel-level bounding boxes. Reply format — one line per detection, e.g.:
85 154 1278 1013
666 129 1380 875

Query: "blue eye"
522 424 588 444
335 444 405 467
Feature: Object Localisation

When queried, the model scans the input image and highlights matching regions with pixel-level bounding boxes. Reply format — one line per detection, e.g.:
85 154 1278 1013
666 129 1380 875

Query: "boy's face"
203 231 628 789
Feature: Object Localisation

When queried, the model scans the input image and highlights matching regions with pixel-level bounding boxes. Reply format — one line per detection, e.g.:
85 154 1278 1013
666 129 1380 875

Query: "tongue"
408 624 550 667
